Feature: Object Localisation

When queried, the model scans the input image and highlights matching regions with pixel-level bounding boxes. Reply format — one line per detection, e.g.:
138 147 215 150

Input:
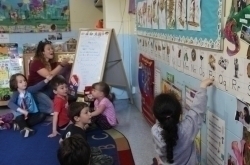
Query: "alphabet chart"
137 36 250 103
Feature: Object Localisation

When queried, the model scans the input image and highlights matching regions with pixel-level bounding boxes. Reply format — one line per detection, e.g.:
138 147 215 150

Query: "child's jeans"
14 112 46 130
0 113 14 130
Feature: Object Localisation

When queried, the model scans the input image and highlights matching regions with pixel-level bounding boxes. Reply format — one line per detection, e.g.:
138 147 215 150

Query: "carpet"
0 123 135 165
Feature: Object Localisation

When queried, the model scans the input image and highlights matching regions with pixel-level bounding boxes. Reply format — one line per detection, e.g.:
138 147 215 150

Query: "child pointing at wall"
151 78 214 165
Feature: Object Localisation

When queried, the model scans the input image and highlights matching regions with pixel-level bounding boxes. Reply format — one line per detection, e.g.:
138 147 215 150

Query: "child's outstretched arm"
48 112 60 137
27 75 53 93
91 104 105 117
181 78 214 141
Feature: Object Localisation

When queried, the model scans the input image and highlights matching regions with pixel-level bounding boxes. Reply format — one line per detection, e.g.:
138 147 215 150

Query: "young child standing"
151 78 214 165
8 73 52 137
91 82 118 130
48 76 70 137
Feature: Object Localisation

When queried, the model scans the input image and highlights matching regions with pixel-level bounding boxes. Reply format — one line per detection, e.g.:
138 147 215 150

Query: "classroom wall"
103 0 132 99
132 0 250 164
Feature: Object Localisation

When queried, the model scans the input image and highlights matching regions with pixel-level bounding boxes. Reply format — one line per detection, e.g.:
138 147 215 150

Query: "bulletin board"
0 0 70 33
136 0 224 50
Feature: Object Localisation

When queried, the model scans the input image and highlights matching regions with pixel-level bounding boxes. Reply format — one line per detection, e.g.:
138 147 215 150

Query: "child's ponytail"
152 92 182 164
161 117 178 163
107 92 115 103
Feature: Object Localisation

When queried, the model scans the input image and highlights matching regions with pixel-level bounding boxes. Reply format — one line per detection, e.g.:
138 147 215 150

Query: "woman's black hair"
244 107 250 124
92 82 115 102
9 73 27 91
152 92 182 164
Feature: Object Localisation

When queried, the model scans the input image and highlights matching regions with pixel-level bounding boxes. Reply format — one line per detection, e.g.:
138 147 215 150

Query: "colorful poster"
152 0 159 29
176 0 187 30
235 100 250 131
138 54 155 125
0 59 9 88
176 45 183 72
166 0 176 29
187 0 201 31
154 68 161 95
136 0 223 50
146 0 153 28
161 72 182 101
0 43 19 59
206 111 225 165
0 0 70 33
158 0 166 29
0 43 21 101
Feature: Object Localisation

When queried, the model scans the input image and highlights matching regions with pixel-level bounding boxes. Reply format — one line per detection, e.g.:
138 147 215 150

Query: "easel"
70 28 133 103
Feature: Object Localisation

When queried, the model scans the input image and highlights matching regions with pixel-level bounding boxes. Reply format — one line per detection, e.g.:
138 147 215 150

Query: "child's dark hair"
33 39 54 70
92 82 115 102
244 107 250 124
152 92 182 164
50 75 68 90
57 134 91 165
68 102 89 123
9 73 27 91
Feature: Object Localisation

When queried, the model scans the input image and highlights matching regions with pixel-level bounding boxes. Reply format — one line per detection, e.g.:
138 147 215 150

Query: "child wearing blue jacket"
8 73 52 137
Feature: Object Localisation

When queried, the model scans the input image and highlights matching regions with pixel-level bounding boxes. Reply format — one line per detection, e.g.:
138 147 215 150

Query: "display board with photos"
136 0 224 50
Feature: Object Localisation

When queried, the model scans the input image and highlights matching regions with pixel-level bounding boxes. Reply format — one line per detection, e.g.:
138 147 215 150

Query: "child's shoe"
20 128 36 138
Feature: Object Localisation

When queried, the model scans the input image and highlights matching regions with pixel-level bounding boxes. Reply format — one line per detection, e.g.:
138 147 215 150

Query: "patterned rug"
88 128 135 165
0 123 135 165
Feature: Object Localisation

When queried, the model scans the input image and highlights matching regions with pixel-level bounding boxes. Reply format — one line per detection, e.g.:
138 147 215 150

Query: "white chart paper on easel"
71 30 110 93
155 68 161 95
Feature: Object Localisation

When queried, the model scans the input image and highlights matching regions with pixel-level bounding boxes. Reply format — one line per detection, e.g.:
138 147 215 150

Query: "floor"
114 99 156 165
0 99 155 165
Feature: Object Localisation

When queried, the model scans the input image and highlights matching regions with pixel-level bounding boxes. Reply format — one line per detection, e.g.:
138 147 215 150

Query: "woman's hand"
60 58 70 67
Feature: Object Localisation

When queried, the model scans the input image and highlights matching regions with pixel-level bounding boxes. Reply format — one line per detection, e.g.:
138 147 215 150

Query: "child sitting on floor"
60 102 113 165
48 76 70 137
8 73 52 137
0 113 14 130
91 82 118 130
151 78 214 164
60 102 91 141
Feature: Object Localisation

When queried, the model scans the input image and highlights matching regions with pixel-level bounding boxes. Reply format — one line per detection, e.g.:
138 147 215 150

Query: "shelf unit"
94 0 102 7
0 101 8 106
